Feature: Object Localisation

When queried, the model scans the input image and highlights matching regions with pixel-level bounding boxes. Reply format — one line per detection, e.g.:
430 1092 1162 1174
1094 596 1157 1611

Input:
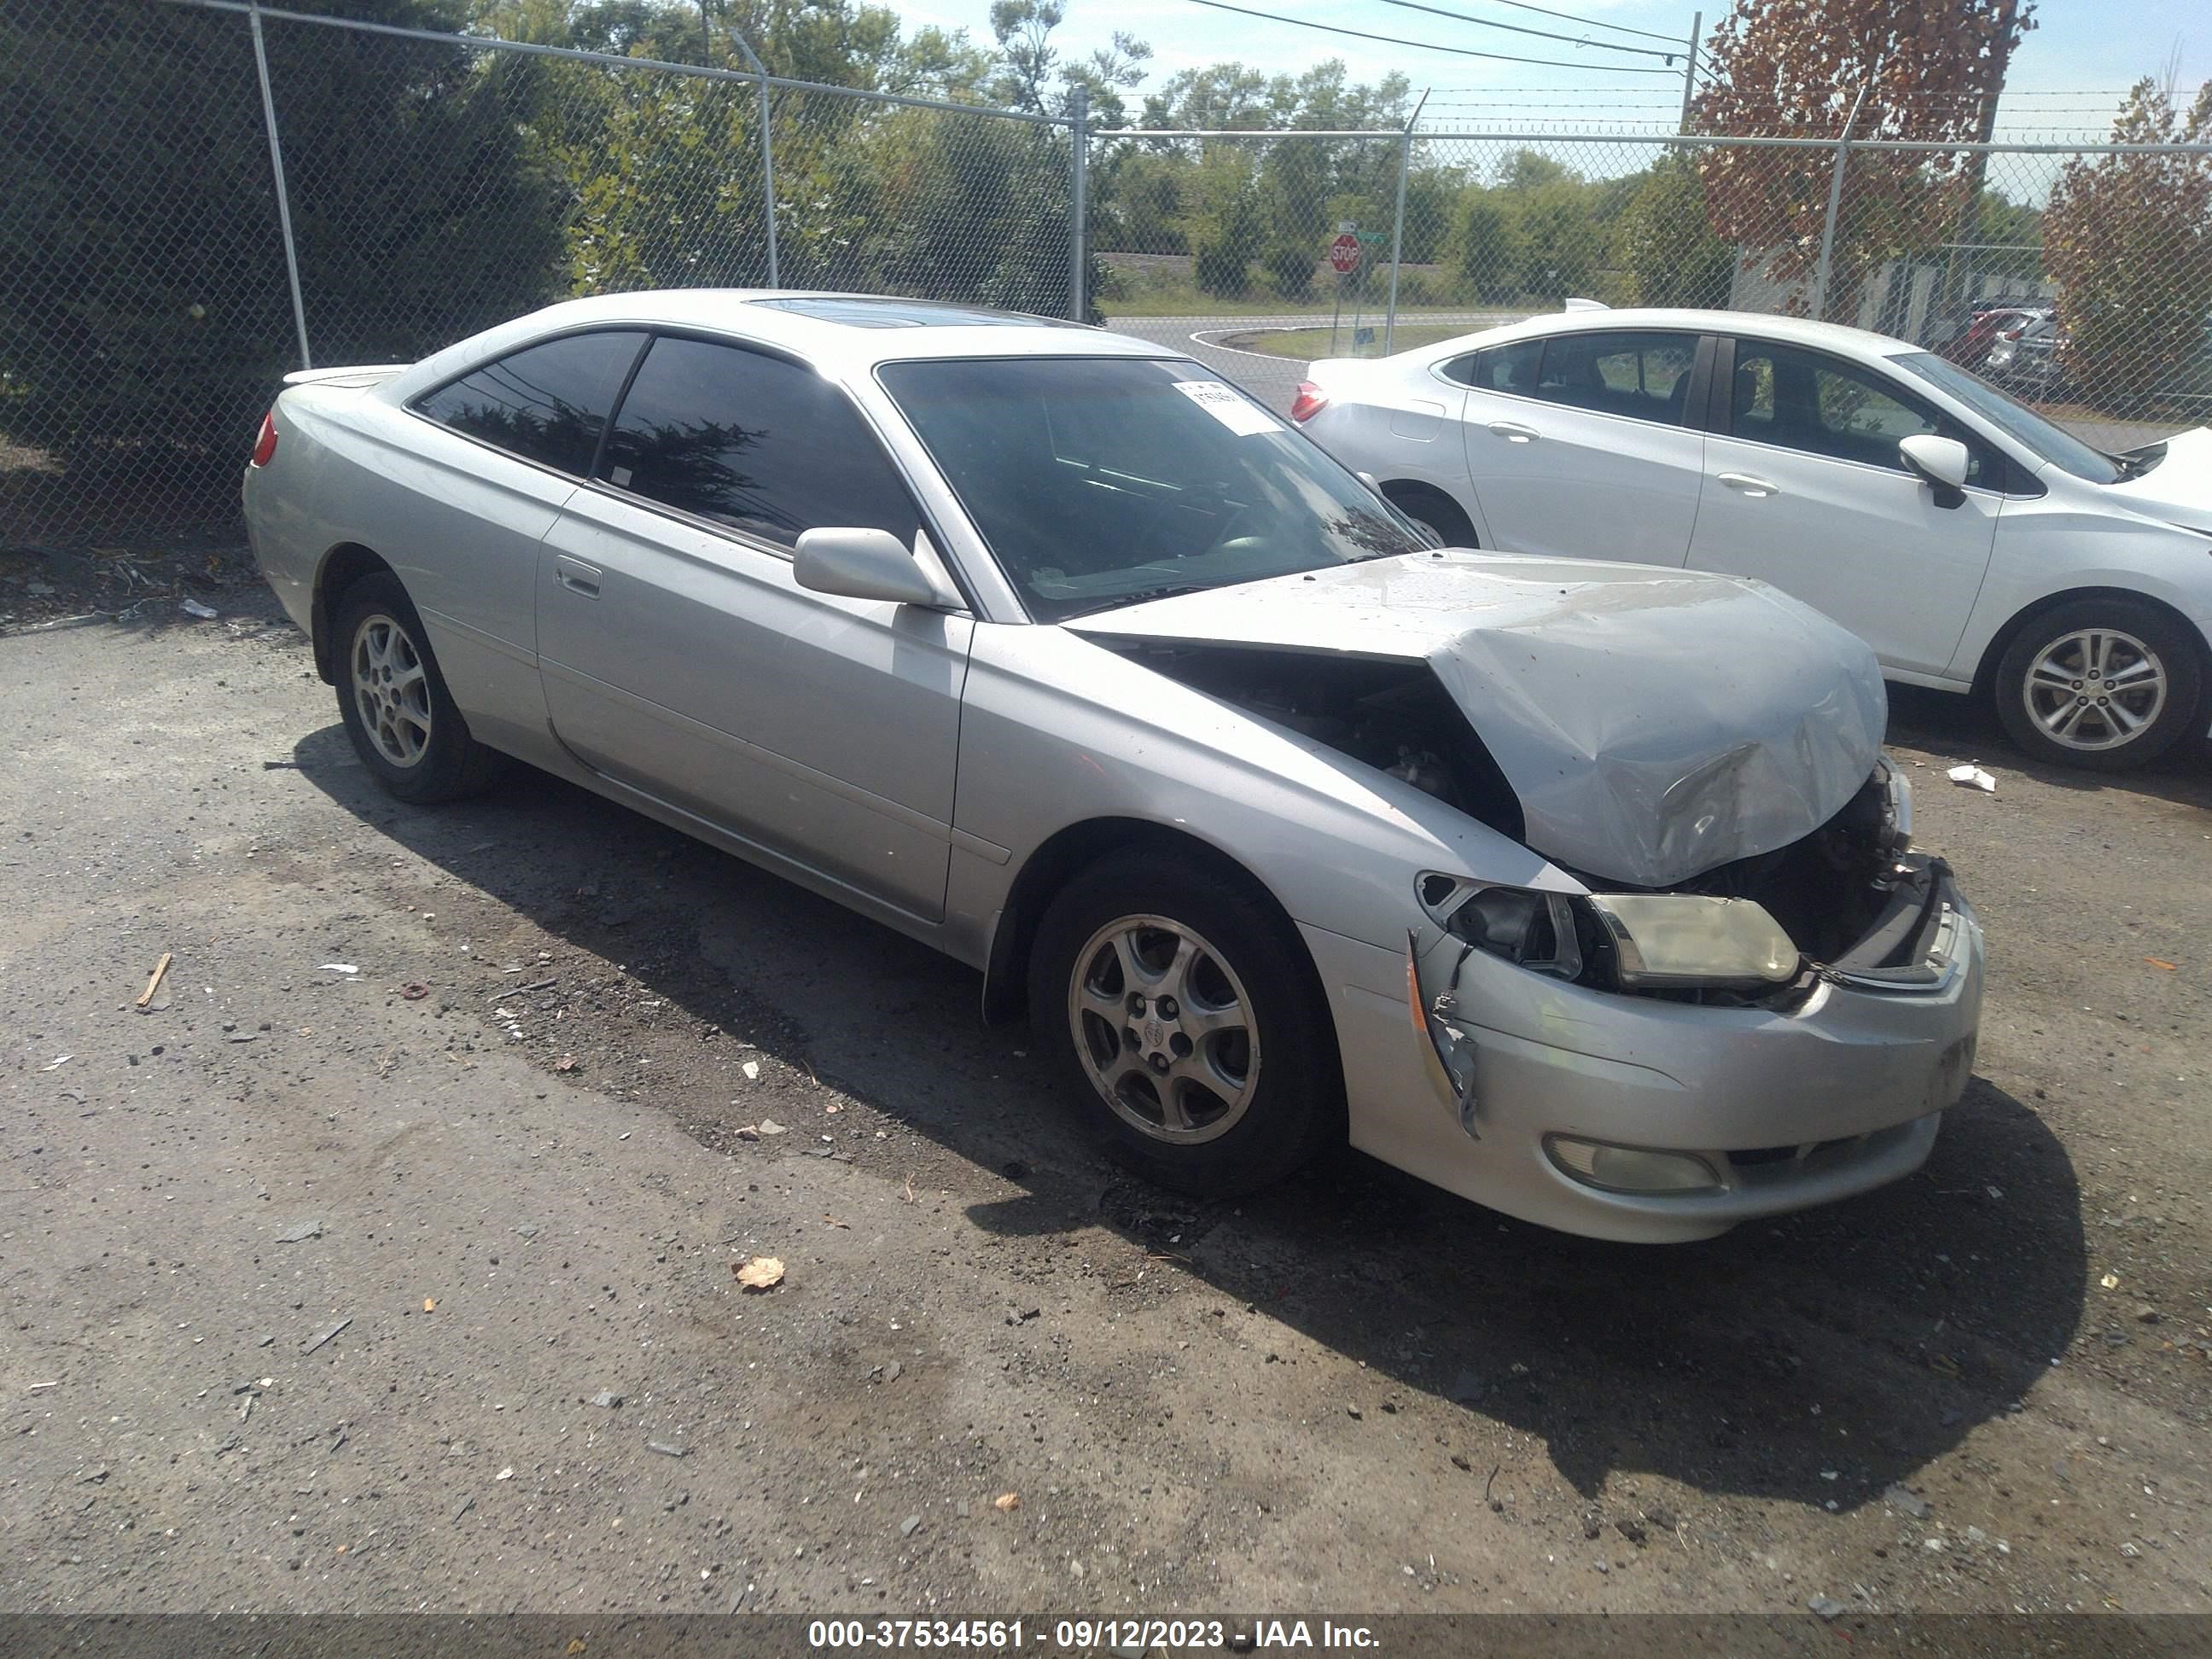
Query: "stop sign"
1327 233 1362 275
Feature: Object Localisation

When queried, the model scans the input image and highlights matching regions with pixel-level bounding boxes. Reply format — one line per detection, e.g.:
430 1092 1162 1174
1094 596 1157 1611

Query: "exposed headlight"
1420 876 1804 994
1418 875 1583 981
1585 894 1802 991
1876 754 1912 858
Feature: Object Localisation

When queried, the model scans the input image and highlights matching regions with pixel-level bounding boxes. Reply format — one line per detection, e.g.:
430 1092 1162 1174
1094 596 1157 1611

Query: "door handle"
554 556 602 598
1487 420 1539 443
1716 471 1778 498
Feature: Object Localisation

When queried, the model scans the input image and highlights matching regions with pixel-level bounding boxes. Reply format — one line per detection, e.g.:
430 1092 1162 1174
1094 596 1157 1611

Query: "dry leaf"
734 1256 785 1291
423 1297 437 1313
555 1055 578 1073
2100 1272 2120 1289
993 1492 1020 1512
824 1214 850 1229
568 1641 588 1656
2145 958 2178 971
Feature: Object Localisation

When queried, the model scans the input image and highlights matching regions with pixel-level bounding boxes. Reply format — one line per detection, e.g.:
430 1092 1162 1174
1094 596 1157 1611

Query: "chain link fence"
0 0 1076 548
4 0 2209 548
1089 127 2212 458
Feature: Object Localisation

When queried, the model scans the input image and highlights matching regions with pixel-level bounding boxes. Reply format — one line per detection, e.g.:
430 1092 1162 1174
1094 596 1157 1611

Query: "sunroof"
749 296 1083 329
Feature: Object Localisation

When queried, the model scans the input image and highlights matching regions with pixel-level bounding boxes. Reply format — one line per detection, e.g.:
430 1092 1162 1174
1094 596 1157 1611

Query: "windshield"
876 356 1429 622
1891 350 2123 484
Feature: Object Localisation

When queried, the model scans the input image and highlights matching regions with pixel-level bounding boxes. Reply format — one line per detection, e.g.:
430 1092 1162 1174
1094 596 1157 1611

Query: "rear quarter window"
413 330 647 475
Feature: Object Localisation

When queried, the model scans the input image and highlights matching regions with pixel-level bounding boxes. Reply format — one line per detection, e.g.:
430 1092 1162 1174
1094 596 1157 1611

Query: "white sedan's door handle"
1716 471 1778 498
554 556 602 598
1487 420 1540 443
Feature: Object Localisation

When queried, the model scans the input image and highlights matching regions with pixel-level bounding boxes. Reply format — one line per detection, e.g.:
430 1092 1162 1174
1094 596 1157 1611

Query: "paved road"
3 601 2208 1616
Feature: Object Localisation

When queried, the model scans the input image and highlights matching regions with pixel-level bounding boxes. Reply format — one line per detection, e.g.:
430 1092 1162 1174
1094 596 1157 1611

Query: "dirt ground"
1 588 2207 1621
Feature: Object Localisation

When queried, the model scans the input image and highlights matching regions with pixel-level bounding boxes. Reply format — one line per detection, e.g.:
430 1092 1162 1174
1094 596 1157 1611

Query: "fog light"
1546 1136 1722 1196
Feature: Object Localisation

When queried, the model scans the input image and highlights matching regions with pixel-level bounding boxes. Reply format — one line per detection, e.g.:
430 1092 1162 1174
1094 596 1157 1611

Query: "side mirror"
794 527 945 608
1900 434 1970 490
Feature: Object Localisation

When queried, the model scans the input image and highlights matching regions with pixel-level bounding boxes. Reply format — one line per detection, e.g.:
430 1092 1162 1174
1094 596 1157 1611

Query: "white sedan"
1295 307 2212 771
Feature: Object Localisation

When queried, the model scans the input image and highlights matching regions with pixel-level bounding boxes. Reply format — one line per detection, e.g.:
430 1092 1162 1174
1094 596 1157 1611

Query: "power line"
1371 0 1684 61
1174 0 1685 73
1422 0 1690 45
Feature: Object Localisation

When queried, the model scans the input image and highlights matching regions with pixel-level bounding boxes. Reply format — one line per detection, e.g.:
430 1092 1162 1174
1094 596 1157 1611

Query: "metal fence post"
246 0 311 368
1811 86 1868 322
725 32 779 287
1382 91 1426 354
1068 84 1089 323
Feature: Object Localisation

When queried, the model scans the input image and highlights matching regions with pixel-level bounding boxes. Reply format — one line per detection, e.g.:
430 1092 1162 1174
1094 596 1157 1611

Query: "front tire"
1027 849 1343 1196
1994 597 2203 771
333 572 507 802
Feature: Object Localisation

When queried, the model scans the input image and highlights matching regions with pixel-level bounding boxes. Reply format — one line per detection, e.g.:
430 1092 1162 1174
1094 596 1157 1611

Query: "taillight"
251 410 278 467
1289 381 1330 423
2000 327 2023 341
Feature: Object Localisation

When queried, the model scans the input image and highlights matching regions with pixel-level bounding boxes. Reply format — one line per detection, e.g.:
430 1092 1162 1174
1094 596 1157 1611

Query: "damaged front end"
1411 757 1976 1178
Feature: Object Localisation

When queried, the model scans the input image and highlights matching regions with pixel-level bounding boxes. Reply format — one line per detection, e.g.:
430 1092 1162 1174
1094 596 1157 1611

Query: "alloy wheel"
351 612 433 767
2019 627 2167 753
1066 914 1260 1144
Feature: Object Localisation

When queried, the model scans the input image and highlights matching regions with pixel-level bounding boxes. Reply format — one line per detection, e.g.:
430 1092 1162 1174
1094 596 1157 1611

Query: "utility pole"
1939 0 2018 321
1678 11 1701 132
699 0 712 65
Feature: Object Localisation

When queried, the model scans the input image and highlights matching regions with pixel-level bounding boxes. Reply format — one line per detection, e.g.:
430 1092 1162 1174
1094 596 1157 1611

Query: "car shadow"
293 726 2087 1515
1886 684 2212 811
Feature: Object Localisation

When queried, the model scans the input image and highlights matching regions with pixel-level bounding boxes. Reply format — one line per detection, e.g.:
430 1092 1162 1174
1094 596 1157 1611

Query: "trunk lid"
1068 550 1888 888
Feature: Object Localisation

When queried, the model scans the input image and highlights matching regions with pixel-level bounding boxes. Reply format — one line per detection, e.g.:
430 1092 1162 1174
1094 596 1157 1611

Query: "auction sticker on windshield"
1174 379 1280 436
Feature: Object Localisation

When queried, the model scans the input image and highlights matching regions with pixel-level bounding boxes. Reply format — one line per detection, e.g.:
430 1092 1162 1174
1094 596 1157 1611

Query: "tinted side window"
601 337 920 548
1529 331 1699 423
414 331 645 475
1447 338 1543 393
1731 341 1993 484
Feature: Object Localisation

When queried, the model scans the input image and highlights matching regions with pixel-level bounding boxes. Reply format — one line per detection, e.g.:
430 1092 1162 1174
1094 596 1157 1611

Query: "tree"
1692 0 2036 318
1452 189 1521 302
2043 78 2212 409
1615 155 1735 307
0 0 561 502
1187 148 1260 297
1513 180 1604 300
987 0 1149 125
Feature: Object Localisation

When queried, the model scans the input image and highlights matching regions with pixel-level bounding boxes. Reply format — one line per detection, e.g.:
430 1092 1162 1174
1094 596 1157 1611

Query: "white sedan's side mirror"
1899 434 1970 491
794 527 945 608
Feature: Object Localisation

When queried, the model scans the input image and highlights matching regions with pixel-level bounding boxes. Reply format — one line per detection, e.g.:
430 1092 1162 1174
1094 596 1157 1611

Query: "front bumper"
1310 859 1983 1243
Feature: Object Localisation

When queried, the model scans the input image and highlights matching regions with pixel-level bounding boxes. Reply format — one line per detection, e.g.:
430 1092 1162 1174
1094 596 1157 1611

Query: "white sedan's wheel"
1995 598 2203 772
2017 626 2166 754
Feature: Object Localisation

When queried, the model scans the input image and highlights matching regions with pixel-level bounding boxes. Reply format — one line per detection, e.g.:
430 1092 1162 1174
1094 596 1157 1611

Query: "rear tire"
333 571 508 802
1027 848 1343 1196
1381 481 1477 550
1994 597 2203 771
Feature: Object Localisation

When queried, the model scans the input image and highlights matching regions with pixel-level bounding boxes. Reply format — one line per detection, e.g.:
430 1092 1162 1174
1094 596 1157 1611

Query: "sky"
897 0 2209 138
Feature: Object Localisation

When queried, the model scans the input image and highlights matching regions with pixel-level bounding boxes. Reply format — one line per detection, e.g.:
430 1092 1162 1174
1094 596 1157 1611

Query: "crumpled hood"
2104 427 2212 523
1069 550 1888 888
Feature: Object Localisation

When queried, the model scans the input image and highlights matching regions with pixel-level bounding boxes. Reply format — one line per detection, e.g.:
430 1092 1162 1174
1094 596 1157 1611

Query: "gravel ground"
1 591 2207 1618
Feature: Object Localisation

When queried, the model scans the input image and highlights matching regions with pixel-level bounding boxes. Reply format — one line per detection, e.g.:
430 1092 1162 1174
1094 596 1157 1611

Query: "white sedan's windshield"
878 356 1429 622
1892 351 2123 484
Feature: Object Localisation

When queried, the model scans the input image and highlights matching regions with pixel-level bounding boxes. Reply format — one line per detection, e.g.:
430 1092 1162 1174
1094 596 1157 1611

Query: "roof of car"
440 289 1175 371
1421 306 1926 362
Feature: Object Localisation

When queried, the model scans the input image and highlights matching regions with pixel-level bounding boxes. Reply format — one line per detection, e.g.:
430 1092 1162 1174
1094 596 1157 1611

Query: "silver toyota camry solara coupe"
243 290 1984 1243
